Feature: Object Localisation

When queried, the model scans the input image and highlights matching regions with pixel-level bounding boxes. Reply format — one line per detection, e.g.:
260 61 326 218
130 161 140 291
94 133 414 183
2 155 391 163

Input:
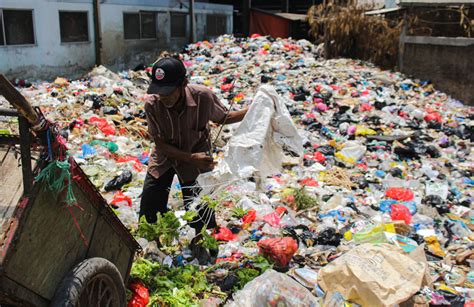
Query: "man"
140 57 247 233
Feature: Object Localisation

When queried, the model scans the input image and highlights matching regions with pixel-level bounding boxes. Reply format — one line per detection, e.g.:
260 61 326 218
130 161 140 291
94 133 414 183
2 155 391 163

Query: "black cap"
148 57 187 95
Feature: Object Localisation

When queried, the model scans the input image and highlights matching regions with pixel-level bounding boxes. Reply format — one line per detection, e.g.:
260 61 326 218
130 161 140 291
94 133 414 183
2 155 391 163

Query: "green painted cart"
0 75 140 306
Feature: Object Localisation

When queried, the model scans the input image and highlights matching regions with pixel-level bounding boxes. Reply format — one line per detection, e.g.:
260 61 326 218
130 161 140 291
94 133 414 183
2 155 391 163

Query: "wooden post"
92 0 102 65
189 0 196 43
399 10 407 72
18 116 32 195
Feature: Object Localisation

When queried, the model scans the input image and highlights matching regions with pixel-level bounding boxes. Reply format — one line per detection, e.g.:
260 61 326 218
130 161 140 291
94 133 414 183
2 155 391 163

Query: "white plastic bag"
197 85 303 193
226 269 319 307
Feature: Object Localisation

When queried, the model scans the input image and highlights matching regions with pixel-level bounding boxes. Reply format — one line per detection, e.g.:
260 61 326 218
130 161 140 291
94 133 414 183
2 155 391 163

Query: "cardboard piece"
318 243 426 306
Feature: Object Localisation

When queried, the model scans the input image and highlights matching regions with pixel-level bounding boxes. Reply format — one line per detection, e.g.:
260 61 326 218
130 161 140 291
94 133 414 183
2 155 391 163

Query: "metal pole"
93 0 102 65
189 0 195 43
242 0 250 37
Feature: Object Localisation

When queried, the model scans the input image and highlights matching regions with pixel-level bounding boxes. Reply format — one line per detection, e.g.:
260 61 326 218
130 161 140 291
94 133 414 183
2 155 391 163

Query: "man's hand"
190 152 216 172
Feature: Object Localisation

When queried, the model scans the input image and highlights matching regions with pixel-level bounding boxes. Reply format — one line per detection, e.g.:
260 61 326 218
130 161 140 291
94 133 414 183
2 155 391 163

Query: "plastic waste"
128 282 150 307
386 187 415 201
212 227 237 241
110 190 132 207
257 237 298 268
391 204 412 224
104 170 133 191
226 269 318 307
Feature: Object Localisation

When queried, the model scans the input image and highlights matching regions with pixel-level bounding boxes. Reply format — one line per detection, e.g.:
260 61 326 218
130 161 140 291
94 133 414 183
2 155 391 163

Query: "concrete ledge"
404 36 474 47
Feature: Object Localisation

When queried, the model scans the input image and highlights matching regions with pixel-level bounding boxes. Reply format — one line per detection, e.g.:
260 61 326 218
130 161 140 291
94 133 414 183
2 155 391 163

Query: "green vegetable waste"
131 258 223 307
135 212 180 247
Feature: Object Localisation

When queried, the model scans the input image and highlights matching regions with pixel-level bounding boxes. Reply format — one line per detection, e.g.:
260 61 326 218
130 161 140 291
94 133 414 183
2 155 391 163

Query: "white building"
0 0 233 79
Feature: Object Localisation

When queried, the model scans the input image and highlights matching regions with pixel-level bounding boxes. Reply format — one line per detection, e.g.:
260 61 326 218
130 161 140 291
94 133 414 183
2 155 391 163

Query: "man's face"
159 86 182 109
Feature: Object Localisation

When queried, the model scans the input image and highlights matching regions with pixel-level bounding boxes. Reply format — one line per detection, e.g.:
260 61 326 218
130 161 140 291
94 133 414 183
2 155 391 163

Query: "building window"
124 12 156 40
171 13 186 38
140 12 156 39
1 9 35 45
59 11 89 43
124 13 140 39
206 14 227 37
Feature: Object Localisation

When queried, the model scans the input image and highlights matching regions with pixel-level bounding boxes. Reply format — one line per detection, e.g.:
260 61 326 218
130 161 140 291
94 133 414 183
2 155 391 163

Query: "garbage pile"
1 34 473 306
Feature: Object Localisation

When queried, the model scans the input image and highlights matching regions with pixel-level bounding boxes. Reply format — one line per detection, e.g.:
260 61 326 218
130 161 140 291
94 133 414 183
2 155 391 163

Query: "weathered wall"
100 1 233 71
0 0 233 80
402 36 474 105
0 0 96 80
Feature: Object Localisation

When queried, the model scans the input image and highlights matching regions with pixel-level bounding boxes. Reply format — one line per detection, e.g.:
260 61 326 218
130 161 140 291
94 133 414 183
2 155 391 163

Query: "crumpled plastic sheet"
197 85 303 194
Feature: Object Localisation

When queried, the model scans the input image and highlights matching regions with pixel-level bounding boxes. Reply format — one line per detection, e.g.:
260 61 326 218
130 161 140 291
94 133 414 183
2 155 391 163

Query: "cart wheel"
51 257 126 307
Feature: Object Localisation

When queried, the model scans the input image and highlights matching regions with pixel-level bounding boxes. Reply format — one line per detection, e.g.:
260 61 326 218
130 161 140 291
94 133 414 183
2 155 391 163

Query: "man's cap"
148 57 187 95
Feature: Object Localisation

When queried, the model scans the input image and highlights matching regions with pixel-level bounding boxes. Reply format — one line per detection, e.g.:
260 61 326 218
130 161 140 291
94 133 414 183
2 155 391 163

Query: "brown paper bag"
318 243 426 306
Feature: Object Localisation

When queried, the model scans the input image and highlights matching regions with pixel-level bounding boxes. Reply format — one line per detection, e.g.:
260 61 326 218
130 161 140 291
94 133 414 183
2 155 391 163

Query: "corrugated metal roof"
365 7 402 14
274 12 308 21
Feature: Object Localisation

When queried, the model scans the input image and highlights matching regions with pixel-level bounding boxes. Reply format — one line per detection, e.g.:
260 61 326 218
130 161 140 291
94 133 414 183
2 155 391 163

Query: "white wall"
0 0 233 79
0 0 96 80
100 1 233 71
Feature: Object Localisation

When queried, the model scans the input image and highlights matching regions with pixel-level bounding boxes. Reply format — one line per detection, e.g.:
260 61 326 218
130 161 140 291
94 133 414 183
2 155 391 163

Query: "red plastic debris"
314 151 327 163
360 103 373 112
385 187 414 201
257 237 298 267
220 83 233 91
89 116 116 136
111 191 132 207
276 206 287 216
391 204 412 225
262 212 281 227
424 112 442 123
300 177 318 187
128 282 149 307
212 227 237 241
116 156 144 172
242 209 257 226
250 33 262 38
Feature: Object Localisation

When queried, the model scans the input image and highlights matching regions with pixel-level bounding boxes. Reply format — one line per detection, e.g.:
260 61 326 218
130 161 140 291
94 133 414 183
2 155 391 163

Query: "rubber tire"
51 257 126 307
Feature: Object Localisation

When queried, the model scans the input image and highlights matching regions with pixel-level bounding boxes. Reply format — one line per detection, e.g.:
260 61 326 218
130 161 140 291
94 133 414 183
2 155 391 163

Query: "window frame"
138 11 157 40
0 10 5 47
123 11 157 41
0 8 36 47
58 10 90 44
170 12 187 39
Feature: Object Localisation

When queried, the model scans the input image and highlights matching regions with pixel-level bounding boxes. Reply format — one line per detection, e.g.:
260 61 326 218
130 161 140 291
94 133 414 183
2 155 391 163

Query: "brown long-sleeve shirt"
144 84 228 182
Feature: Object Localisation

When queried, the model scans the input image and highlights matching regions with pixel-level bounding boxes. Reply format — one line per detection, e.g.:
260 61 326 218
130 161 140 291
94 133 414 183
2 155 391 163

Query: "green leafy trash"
135 212 180 247
131 259 218 307
293 187 317 211
200 195 220 210
231 206 249 219
199 227 218 250
183 210 198 222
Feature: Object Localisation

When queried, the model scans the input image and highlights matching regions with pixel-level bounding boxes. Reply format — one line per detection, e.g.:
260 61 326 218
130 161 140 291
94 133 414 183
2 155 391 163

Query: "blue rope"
46 129 53 161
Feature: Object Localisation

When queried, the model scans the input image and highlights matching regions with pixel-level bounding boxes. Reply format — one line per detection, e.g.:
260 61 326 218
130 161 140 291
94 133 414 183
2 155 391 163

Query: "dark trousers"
139 168 216 232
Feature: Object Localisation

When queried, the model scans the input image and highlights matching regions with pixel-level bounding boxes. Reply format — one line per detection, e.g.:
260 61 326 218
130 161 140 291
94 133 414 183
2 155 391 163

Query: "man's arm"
153 136 215 170
222 108 248 125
